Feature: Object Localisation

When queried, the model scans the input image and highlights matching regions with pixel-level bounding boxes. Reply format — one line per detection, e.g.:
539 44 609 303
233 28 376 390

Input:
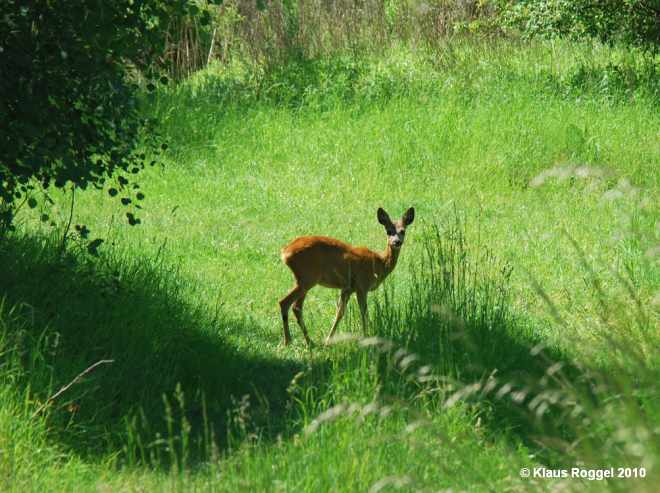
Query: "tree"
0 1 210 233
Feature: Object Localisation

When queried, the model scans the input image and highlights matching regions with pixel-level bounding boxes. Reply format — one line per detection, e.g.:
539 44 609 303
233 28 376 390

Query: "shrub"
0 1 205 232
501 0 660 50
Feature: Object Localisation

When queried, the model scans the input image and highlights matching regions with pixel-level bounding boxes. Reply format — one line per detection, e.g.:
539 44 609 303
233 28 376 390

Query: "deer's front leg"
356 290 369 336
325 289 352 344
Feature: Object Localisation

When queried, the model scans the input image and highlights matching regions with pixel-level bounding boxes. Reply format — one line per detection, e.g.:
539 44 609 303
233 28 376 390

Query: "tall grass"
0 234 308 468
280 209 659 491
147 38 658 167
2 36 658 491
2 209 656 490
163 0 500 77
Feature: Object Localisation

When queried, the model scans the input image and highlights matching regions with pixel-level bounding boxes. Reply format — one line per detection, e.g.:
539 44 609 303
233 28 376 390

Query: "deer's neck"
381 242 400 276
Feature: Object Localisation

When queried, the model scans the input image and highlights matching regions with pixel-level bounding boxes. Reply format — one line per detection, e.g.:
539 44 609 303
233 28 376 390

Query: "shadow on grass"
370 219 601 466
0 233 321 466
382 299 587 459
538 55 659 102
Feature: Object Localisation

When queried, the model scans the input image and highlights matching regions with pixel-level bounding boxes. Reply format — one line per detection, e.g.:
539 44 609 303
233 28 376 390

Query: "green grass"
1 38 658 491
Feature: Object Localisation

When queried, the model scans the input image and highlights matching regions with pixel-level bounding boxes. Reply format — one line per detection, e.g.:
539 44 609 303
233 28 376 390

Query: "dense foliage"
0 0 212 231
502 0 660 49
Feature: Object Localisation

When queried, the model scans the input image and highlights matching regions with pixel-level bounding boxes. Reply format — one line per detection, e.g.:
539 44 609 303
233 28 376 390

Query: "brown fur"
279 207 414 347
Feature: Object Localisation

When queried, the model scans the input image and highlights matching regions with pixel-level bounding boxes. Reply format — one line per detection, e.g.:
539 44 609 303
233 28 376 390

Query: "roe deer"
279 207 415 347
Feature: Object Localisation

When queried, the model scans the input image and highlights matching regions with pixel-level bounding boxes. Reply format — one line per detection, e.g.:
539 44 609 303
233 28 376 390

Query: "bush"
501 0 660 50
0 1 206 232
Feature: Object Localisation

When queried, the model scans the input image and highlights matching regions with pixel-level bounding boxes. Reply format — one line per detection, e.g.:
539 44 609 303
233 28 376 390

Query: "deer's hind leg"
279 285 305 346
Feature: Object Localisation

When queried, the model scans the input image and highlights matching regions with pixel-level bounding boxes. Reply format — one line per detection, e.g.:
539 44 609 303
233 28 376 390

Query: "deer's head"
377 207 415 250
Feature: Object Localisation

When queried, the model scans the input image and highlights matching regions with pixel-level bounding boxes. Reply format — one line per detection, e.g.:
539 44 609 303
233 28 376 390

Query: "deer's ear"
402 207 415 226
377 207 392 226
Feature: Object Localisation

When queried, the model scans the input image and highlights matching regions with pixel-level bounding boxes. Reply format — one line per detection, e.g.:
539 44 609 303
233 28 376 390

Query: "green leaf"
87 238 104 256
126 212 141 226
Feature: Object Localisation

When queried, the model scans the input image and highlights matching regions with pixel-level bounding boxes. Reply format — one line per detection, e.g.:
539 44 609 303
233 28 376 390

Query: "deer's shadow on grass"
0 234 319 466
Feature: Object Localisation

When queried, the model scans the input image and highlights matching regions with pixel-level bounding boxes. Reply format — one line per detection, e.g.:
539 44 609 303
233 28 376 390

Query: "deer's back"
281 236 381 289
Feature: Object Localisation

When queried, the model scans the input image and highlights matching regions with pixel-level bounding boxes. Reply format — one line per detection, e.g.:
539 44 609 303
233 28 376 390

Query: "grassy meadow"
1 38 658 491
